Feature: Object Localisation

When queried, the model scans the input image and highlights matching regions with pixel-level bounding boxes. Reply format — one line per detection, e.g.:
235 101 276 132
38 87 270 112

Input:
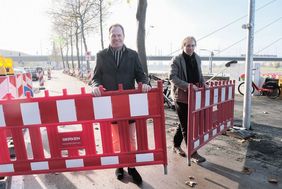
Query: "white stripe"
213 88 218 104
16 74 22 87
0 164 14 173
10 176 24 189
195 91 201 110
136 153 154 162
227 121 231 128
0 105 6 127
57 99 77 122
93 96 113 119
21 102 42 125
9 85 17 97
221 88 226 102
212 128 217 136
228 86 233 100
204 133 209 142
31 161 49 171
129 93 149 116
220 124 225 131
33 176 48 189
101 156 119 165
194 139 200 149
66 159 84 168
0 78 9 99
205 90 210 107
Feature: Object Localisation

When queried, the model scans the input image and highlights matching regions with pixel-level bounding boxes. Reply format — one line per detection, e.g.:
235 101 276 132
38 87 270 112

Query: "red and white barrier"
0 82 167 176
16 74 24 98
0 77 9 99
8 75 17 98
23 73 32 90
1 75 18 99
187 80 235 165
38 71 45 89
1 73 33 99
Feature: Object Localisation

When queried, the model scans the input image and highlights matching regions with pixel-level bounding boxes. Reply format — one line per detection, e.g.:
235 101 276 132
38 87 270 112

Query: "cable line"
256 37 282 54
168 0 278 56
216 16 282 54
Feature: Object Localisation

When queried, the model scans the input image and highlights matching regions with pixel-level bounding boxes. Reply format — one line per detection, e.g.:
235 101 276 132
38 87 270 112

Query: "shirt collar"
109 45 126 53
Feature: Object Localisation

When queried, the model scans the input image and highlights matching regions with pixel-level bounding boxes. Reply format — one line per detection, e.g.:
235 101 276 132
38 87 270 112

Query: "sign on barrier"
187 80 235 165
0 82 167 176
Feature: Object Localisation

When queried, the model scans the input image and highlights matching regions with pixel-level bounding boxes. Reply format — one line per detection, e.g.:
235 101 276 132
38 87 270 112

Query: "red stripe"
111 95 130 119
3 103 23 126
75 97 94 121
39 100 59 124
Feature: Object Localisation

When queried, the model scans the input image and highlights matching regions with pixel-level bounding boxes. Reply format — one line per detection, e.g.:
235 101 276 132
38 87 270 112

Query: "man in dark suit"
92 23 151 185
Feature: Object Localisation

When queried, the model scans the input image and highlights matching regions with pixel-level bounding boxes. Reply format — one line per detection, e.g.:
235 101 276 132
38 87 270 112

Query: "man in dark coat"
92 23 151 185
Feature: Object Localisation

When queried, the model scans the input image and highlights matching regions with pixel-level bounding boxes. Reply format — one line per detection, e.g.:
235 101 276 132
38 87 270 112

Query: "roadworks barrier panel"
0 82 167 176
187 80 235 165
0 73 33 100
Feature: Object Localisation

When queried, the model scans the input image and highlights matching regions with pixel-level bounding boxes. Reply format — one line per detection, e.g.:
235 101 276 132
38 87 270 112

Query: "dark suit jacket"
92 46 148 91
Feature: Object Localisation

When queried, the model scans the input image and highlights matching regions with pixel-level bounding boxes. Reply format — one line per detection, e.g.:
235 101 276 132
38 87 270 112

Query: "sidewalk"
165 94 282 189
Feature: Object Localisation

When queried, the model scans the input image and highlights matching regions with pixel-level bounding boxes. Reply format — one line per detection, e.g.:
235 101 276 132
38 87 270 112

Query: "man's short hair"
181 36 197 49
109 24 125 35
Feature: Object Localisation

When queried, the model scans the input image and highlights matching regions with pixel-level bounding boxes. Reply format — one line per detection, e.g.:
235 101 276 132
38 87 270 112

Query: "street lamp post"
146 25 155 55
200 49 219 75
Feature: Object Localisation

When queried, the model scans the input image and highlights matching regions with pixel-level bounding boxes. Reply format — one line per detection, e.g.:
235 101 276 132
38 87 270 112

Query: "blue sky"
0 0 281 57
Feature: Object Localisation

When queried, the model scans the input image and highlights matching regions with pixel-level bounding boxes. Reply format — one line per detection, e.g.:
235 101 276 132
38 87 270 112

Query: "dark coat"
92 47 148 91
169 53 205 104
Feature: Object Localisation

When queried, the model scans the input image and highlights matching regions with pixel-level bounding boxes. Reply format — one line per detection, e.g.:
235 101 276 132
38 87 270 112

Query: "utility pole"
242 0 255 130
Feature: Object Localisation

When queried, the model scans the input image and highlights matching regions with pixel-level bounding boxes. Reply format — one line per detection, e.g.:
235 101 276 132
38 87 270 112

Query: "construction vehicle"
0 55 14 75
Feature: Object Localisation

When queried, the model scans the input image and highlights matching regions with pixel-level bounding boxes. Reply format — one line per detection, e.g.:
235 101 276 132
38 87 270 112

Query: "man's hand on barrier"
192 85 199 90
142 84 152 93
92 86 102 96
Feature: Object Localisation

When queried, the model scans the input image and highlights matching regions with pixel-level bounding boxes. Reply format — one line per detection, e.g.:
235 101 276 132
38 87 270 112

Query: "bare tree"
68 0 101 70
136 0 148 75
50 0 107 71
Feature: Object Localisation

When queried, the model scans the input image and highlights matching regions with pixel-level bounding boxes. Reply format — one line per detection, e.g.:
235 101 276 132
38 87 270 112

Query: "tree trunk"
75 29 81 69
80 16 90 70
70 32 75 71
59 44 65 69
136 0 148 75
65 39 70 70
99 0 104 49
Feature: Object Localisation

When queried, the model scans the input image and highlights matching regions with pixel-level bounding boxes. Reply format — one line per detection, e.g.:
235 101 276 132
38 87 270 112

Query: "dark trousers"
173 102 188 147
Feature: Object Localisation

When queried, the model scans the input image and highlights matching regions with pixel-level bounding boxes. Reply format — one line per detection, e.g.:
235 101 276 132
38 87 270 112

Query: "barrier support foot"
163 165 168 175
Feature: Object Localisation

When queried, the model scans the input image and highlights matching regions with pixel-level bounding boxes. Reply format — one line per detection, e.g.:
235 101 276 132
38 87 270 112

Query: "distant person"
91 23 151 185
169 36 206 163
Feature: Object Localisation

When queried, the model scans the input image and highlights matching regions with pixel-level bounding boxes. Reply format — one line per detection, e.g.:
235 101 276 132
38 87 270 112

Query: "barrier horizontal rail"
187 80 235 165
0 82 167 176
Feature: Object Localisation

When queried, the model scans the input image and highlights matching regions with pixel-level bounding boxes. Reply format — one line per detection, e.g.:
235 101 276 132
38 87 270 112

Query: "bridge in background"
6 55 282 62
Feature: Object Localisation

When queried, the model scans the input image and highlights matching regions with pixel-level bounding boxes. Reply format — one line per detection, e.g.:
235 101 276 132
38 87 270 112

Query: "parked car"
24 67 39 81
36 67 44 75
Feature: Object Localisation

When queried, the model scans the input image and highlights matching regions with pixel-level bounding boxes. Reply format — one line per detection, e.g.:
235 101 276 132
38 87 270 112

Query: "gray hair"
181 36 197 49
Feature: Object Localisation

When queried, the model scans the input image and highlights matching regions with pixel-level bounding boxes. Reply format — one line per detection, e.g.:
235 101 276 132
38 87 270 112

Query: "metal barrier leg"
163 165 168 175
188 158 191 166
